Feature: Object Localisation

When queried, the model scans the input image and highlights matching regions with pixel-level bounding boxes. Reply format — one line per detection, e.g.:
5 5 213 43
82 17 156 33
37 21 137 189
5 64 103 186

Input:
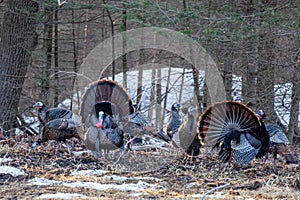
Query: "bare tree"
287 51 300 143
0 0 38 132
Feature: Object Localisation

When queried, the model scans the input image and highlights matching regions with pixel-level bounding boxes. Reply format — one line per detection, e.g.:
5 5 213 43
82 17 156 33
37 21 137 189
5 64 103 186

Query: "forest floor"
0 135 300 200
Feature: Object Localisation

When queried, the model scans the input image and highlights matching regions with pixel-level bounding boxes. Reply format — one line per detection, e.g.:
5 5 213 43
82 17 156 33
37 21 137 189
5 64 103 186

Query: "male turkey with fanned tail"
80 79 133 156
198 101 270 166
231 96 298 165
80 79 180 156
32 102 80 152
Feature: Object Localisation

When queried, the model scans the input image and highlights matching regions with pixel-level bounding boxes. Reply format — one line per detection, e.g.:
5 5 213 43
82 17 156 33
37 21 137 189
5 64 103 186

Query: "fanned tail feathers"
198 101 269 166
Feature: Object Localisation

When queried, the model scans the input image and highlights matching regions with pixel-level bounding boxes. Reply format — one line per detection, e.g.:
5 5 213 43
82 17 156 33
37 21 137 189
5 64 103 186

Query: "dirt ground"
0 135 300 200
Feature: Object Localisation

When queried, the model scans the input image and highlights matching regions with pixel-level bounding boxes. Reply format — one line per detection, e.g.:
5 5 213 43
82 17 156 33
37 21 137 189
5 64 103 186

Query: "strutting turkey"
166 103 182 145
79 79 136 155
32 102 80 151
80 79 181 156
178 106 201 158
198 101 270 166
265 123 298 164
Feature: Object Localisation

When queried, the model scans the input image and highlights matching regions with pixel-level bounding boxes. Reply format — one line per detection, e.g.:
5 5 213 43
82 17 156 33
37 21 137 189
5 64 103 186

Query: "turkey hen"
166 103 182 144
79 79 134 155
198 101 270 166
178 106 201 158
266 123 298 164
32 102 80 151
33 102 73 125
31 117 80 150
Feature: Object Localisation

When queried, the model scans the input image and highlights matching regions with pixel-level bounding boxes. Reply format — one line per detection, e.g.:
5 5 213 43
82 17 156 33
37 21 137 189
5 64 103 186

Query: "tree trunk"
54 8 59 106
242 1 261 108
0 0 38 132
122 9 127 88
287 51 300 143
257 34 276 123
41 5 53 105
136 49 144 108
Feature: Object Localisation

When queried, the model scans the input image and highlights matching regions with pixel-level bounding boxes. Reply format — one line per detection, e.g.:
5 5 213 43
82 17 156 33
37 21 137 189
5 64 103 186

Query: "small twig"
111 149 126 167
201 183 231 200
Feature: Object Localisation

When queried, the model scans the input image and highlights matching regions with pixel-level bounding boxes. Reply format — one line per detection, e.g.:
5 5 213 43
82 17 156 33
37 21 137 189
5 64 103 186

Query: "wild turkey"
198 101 270 166
166 103 182 141
0 127 6 140
32 102 80 151
178 106 201 158
265 123 298 164
84 111 124 155
33 102 73 125
79 79 135 155
80 79 177 155
31 117 80 150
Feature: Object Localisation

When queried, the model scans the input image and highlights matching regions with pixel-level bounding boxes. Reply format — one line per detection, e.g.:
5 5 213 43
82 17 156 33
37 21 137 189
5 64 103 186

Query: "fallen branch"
201 183 231 200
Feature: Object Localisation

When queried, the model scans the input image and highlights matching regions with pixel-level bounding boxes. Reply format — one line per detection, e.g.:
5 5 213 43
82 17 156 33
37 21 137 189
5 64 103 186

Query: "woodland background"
0 0 299 142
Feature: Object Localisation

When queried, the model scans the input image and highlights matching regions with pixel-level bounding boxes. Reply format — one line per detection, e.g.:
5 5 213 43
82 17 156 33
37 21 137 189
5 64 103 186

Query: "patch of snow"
28 178 160 192
102 175 161 182
274 83 293 126
129 192 149 197
232 75 242 98
0 158 13 163
28 177 62 186
63 180 157 191
0 166 25 177
58 98 72 108
37 192 87 199
210 191 225 198
102 175 129 182
72 150 90 156
70 169 109 176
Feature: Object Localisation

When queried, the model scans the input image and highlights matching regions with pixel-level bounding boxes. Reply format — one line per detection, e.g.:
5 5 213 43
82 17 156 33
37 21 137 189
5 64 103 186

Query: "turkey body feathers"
33 102 73 125
198 101 270 166
32 102 80 150
166 103 181 140
265 124 298 164
178 107 201 156
266 124 289 145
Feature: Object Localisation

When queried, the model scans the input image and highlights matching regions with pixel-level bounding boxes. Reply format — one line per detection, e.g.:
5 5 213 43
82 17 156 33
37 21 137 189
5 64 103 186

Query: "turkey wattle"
198 101 270 166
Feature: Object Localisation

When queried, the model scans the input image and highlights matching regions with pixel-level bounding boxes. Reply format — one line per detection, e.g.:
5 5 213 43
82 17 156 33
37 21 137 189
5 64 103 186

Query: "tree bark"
287 51 300 143
0 0 38 132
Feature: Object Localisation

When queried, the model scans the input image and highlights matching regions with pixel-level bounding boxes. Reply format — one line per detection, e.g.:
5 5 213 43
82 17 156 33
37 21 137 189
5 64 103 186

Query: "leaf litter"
0 135 299 199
